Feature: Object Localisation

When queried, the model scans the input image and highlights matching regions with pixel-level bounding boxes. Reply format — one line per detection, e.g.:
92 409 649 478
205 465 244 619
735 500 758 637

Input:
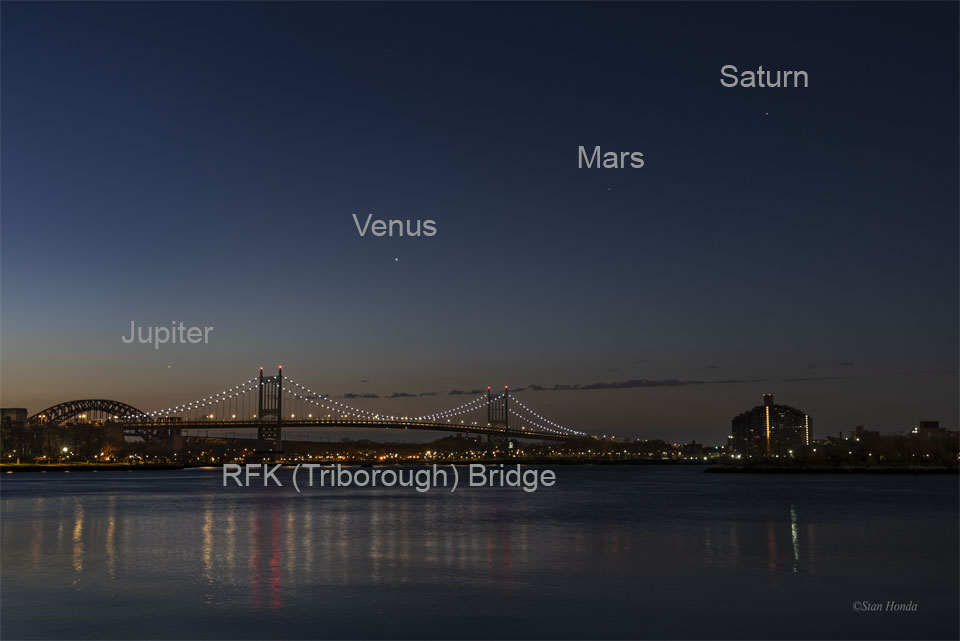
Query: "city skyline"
1 363 950 446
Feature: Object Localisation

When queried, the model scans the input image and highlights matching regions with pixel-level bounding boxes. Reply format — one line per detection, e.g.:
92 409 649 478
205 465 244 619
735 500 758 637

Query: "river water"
1 466 956 639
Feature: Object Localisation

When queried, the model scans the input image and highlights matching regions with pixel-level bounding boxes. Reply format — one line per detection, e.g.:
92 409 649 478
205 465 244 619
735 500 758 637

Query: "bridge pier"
486 432 508 455
486 385 510 455
257 366 283 455
154 427 184 456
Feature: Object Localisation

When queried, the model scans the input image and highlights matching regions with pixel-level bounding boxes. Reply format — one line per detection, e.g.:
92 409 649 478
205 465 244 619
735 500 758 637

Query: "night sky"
2 2 957 444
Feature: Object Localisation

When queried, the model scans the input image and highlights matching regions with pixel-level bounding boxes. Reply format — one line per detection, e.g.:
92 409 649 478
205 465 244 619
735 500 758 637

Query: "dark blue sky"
2 1 957 443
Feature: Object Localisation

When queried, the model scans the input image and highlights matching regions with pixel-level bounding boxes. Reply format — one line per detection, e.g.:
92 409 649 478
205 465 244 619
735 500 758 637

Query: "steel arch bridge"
27 399 149 426
24 367 594 449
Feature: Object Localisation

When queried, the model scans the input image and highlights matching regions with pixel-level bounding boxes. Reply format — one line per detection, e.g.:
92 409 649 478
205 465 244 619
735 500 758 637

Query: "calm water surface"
1 466 957 639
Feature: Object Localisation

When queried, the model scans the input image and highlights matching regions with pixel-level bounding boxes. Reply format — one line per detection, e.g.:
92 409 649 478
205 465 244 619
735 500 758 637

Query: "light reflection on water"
1 466 957 639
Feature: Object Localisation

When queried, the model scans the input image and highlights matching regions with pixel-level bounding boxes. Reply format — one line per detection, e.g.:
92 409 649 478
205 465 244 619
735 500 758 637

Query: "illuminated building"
730 394 810 456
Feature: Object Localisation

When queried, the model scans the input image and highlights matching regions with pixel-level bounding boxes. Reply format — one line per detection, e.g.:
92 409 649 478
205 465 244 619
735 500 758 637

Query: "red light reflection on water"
251 500 285 612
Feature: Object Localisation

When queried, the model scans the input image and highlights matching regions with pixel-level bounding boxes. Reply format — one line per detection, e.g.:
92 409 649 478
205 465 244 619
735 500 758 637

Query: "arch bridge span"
27 400 149 426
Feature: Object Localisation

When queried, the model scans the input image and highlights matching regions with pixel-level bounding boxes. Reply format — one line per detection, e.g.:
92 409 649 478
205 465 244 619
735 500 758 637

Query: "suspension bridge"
25 367 594 451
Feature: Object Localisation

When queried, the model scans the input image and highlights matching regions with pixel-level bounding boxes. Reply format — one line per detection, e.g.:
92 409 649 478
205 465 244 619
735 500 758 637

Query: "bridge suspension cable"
282 386 376 420
285 377 495 424
147 378 258 417
129 369 587 439
414 394 493 421
285 378 383 419
508 407 574 437
508 396 586 436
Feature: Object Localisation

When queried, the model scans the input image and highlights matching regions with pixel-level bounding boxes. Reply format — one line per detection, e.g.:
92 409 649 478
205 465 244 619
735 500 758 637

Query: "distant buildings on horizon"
730 394 810 456
725 394 957 465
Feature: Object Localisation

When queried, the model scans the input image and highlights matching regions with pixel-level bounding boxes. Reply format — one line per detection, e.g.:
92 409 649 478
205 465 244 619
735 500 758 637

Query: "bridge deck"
122 419 585 441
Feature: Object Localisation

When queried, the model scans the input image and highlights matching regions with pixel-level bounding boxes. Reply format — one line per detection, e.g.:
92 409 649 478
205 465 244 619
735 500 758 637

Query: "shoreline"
2 463 186 473
1 460 707 473
707 464 958 474
2 461 958 474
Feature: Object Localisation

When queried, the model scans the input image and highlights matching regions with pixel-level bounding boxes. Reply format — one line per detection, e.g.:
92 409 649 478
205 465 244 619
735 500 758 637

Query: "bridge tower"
486 385 510 453
257 366 283 453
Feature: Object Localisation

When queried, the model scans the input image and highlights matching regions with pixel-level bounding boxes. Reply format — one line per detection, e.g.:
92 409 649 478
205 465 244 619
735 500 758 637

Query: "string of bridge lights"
507 408 570 437
285 378 382 419
283 383 493 423
282 386 379 420
509 396 586 436
137 373 581 437
147 378 258 417
416 394 494 421
286 378 497 423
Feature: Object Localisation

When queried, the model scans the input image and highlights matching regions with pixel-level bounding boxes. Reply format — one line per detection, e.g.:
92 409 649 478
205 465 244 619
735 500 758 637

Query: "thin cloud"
492 378 761 393
375 375 851 399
